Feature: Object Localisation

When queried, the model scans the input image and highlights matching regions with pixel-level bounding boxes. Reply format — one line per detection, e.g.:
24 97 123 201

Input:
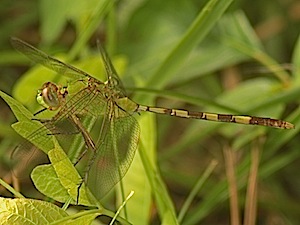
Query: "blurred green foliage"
0 0 299 224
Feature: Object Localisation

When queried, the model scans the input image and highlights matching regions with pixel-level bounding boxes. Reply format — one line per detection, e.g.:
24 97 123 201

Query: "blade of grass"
219 12 291 85
223 145 240 225
178 160 218 223
244 139 261 225
135 0 233 103
183 147 299 225
139 139 179 225
0 178 25 198
110 191 134 225
68 0 113 61
292 35 300 84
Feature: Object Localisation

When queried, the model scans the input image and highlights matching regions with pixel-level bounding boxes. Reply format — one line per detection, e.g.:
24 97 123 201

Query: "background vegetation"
0 0 299 224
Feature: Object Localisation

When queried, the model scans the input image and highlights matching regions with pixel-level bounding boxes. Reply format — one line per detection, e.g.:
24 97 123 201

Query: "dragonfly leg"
31 118 50 123
33 108 48 116
46 131 81 136
74 147 89 166
76 180 84 205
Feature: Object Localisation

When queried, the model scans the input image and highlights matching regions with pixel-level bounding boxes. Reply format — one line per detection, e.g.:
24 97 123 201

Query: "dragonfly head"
36 82 68 111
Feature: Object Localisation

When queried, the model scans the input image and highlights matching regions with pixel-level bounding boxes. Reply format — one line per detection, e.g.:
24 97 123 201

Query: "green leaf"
31 140 97 206
0 90 32 121
48 140 97 206
31 164 74 204
12 121 54 154
0 197 68 225
63 214 99 225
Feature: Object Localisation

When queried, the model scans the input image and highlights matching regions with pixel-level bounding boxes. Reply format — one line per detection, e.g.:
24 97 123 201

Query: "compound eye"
36 82 67 111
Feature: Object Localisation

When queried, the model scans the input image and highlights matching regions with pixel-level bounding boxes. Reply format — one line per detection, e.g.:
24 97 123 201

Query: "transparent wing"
97 42 127 97
86 108 140 200
10 37 94 81
11 121 54 178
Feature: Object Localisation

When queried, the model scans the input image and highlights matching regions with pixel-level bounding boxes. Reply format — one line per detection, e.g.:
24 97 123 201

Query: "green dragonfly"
11 37 140 202
10 37 294 202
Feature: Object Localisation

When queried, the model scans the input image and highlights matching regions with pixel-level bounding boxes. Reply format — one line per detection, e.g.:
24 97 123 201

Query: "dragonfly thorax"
115 97 139 115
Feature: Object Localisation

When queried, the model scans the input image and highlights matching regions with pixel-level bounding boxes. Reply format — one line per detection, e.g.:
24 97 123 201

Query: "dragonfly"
10 37 294 202
11 37 140 202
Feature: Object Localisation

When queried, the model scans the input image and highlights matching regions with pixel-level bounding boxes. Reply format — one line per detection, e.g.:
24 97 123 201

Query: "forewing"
10 37 93 81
